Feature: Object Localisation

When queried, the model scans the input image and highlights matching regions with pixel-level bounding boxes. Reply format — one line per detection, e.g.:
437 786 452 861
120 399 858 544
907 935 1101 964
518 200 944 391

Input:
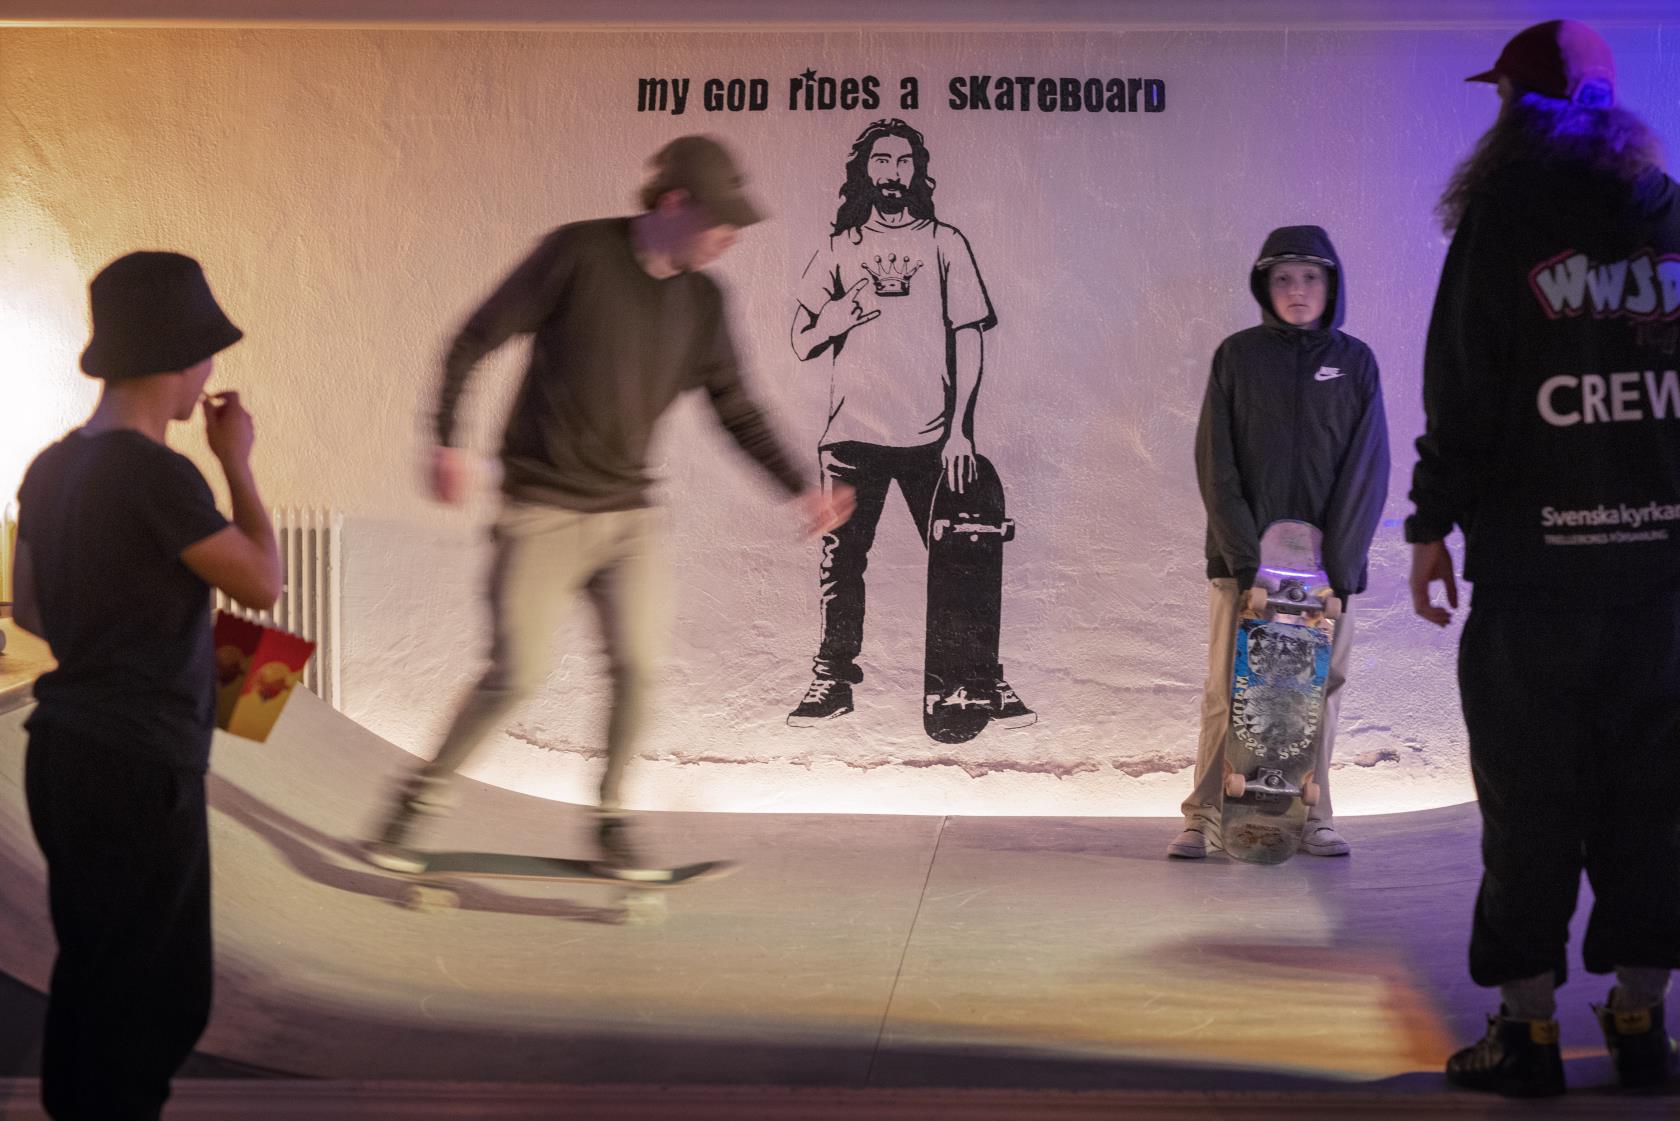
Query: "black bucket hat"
79 251 243 381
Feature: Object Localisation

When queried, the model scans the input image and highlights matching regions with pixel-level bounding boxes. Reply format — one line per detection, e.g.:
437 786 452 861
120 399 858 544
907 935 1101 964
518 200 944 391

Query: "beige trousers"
1180 578 1355 830
419 500 665 812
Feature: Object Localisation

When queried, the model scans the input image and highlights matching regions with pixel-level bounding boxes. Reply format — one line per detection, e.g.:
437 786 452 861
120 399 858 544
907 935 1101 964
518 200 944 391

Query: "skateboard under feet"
382 850 734 926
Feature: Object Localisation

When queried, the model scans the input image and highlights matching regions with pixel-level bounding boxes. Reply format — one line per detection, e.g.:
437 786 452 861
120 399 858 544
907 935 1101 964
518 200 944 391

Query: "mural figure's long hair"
1438 90 1664 233
832 118 938 239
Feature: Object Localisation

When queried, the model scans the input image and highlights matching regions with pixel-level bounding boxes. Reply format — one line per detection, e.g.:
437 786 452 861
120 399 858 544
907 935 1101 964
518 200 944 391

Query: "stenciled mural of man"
785 118 1034 732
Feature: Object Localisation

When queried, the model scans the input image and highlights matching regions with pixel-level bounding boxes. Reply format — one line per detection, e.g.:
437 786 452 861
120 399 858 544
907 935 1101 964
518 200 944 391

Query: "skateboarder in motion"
1410 20 1680 1097
784 118 1033 731
1170 225 1389 860
11 253 279 1121
367 136 851 873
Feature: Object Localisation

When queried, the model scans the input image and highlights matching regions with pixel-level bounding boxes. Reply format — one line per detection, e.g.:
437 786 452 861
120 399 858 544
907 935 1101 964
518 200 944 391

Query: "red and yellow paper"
214 611 315 742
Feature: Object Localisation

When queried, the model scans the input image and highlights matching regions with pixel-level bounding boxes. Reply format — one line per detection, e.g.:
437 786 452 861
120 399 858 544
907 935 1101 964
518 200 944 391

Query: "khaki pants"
1180 578 1355 830
418 500 665 812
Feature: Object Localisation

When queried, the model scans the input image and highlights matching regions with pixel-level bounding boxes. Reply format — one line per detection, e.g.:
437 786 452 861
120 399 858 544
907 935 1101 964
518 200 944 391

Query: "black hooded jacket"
1406 163 1680 600
1196 226 1391 598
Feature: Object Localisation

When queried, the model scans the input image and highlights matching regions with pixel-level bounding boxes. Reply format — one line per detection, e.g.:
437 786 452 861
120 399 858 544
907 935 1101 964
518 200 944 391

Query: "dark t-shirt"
18 430 230 772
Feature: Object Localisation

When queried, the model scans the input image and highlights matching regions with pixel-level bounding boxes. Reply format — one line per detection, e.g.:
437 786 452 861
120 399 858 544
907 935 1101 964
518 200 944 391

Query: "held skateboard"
387 850 734 926
1219 520 1340 865
923 454 1014 744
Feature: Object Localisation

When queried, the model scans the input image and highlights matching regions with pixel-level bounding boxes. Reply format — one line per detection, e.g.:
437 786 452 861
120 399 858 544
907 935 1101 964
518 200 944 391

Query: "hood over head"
1251 224 1345 332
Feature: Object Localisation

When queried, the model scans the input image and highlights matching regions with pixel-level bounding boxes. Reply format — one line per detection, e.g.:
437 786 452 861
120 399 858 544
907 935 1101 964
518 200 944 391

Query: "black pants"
24 728 213 1121
812 441 942 681
1460 599 1680 988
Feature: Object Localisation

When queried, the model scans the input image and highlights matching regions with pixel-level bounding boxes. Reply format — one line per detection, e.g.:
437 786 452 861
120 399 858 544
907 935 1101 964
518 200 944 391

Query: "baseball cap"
1255 253 1336 272
644 135 765 228
1467 19 1615 106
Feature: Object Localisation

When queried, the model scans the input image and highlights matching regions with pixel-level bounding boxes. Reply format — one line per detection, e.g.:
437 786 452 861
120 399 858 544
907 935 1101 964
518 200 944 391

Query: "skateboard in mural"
381 849 735 926
1220 520 1340 865
923 454 1014 744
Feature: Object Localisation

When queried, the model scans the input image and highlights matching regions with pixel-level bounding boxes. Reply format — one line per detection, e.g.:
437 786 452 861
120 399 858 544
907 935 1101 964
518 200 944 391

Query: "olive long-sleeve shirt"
435 218 807 511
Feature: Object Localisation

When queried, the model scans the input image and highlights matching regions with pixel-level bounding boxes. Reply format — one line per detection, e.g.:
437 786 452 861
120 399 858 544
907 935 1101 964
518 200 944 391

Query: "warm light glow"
0 201 94 515
440 730 1478 818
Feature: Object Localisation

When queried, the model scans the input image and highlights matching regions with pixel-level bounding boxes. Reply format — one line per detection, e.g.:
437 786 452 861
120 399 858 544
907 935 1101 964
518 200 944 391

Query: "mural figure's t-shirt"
796 217 996 449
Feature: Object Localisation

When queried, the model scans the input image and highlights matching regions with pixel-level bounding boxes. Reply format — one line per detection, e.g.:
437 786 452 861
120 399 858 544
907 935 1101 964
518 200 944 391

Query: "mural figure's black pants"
24 728 213 1121
813 440 943 681
1460 596 1680 989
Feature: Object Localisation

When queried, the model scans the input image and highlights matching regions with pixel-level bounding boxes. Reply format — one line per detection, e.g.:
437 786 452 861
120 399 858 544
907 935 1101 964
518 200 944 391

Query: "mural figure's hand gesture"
813 277 881 343
941 434 978 494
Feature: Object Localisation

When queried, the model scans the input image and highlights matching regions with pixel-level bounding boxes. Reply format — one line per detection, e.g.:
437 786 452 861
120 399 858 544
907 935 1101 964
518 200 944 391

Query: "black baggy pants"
24 727 213 1121
1460 598 1680 988
811 441 943 682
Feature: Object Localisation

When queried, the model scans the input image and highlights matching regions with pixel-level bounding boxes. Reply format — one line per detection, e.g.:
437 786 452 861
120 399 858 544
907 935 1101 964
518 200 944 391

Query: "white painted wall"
4 19 1674 814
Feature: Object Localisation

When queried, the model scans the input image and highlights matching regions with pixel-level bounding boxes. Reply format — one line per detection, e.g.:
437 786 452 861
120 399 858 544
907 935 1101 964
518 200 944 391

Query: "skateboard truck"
1225 766 1321 806
923 685 993 716
1249 576 1340 622
930 516 1015 544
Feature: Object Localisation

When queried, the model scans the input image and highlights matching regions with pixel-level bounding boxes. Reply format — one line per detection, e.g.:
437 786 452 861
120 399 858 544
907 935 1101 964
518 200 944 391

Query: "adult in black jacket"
1171 225 1390 860
1407 19 1680 1098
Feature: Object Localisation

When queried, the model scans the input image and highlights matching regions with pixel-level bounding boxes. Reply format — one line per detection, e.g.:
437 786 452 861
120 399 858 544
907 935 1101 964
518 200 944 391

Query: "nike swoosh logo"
1314 367 1344 381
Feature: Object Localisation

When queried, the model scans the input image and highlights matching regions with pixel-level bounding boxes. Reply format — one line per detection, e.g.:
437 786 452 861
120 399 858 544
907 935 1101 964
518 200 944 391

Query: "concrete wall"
5 16 1675 814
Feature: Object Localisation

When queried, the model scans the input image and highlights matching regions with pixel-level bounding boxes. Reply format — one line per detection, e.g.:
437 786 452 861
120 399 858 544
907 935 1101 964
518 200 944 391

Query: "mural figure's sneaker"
1595 998 1677 1090
1445 1012 1565 1097
991 668 1037 728
788 676 854 726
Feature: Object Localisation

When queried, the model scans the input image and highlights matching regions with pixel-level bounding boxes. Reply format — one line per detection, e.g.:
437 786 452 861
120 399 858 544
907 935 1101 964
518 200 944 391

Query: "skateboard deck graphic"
388 850 734 924
923 454 1014 744
1220 521 1337 865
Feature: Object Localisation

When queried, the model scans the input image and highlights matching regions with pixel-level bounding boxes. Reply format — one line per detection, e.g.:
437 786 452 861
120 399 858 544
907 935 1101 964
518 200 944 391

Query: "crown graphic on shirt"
862 253 924 297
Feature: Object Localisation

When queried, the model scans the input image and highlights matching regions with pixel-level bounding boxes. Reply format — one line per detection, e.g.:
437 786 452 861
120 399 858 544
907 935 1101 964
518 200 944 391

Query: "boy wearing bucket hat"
1171 225 1390 861
366 135 852 872
11 251 279 1120
1410 19 1680 1097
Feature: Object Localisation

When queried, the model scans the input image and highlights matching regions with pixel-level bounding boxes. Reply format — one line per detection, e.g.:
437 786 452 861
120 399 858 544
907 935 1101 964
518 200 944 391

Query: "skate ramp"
0 626 1631 1091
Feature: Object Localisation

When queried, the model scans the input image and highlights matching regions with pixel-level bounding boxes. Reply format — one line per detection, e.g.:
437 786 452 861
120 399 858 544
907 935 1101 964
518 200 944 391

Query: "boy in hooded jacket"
1171 226 1390 860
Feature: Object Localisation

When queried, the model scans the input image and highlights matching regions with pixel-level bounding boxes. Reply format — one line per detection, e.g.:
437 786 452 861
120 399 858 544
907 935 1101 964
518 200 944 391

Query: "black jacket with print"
1196 225 1391 599
1406 163 1680 601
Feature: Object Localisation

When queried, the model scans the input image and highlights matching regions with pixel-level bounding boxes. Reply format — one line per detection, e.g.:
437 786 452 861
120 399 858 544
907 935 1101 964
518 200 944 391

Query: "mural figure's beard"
871 180 909 214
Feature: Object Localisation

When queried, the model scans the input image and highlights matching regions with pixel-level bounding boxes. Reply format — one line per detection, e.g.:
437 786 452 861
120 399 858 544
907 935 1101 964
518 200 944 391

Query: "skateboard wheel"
1303 781 1321 807
1224 772 1247 800
399 884 458 913
1323 596 1343 621
622 890 668 927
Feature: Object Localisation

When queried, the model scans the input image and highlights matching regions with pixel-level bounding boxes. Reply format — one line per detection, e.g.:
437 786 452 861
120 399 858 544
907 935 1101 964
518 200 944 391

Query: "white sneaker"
1301 823 1351 857
1167 827 1209 859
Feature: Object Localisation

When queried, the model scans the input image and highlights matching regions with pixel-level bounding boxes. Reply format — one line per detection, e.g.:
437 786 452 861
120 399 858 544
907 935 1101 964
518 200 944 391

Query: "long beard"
871 182 909 215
